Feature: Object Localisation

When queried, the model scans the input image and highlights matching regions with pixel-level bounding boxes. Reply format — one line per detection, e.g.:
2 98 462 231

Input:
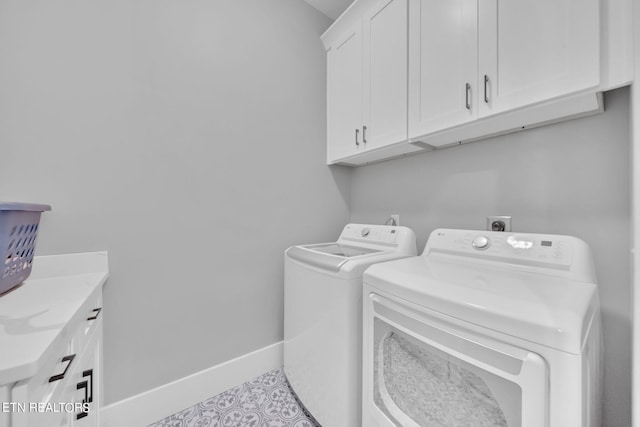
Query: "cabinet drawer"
72 290 103 356
11 338 74 408
11 339 75 427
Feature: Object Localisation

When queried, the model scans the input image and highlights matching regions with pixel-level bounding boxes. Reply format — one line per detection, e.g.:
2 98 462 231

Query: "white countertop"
0 252 109 385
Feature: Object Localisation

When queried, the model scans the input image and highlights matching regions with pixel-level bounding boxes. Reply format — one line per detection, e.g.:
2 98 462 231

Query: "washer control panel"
428 229 574 267
341 224 399 245
336 224 417 256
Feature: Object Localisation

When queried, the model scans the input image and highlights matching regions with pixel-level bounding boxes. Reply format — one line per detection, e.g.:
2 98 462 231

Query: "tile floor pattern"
147 368 321 427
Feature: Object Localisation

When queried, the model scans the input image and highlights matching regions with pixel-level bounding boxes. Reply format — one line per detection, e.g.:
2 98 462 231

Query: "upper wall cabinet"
361 0 408 150
324 0 629 166
477 0 600 117
408 0 601 140
326 23 363 162
324 0 424 165
408 0 478 136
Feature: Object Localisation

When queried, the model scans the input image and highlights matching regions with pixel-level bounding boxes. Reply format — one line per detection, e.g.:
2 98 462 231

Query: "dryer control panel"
425 229 596 282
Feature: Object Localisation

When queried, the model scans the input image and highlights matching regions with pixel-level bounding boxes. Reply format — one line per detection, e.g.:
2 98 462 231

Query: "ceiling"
303 0 353 20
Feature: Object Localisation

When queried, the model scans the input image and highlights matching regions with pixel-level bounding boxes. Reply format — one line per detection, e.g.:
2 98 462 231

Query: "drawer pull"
87 307 102 321
49 354 76 383
48 354 75 383
484 74 490 103
83 369 94 403
76 380 89 420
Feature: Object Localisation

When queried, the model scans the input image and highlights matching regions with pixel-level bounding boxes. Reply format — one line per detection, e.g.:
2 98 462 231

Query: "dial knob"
472 236 490 250
361 228 371 237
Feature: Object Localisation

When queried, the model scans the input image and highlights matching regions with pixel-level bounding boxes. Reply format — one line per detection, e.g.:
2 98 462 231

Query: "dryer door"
363 293 548 427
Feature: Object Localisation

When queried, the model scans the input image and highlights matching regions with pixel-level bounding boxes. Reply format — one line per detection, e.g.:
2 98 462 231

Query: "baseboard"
100 341 284 427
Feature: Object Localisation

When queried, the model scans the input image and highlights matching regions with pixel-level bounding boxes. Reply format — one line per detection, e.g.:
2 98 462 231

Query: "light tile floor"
147 368 320 427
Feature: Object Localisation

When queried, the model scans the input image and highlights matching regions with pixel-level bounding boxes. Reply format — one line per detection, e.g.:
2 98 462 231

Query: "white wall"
350 87 631 427
0 0 350 404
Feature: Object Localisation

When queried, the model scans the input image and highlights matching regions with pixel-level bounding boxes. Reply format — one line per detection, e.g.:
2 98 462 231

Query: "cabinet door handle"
483 74 489 103
83 369 94 403
362 126 367 144
76 380 89 420
465 83 471 110
355 128 360 146
49 354 75 383
87 307 102 321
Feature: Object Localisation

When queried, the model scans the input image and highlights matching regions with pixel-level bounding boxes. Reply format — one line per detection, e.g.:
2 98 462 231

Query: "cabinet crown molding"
321 0 380 50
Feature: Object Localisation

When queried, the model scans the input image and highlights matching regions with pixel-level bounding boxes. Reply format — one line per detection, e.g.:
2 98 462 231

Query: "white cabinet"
409 0 601 142
477 0 600 117
326 0 607 165
0 252 108 427
33 312 102 427
361 0 408 150
69 320 102 427
324 0 422 165
408 0 478 136
327 23 363 162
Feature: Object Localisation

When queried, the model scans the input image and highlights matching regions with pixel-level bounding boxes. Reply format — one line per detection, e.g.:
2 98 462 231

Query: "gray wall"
350 87 631 427
0 0 350 404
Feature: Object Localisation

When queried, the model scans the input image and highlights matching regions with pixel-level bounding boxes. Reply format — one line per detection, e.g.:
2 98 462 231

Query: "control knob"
472 236 490 250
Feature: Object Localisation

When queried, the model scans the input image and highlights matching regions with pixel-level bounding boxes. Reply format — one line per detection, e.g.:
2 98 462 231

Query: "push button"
472 236 491 250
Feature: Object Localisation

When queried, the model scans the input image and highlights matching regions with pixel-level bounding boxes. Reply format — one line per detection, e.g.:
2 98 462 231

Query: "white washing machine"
363 228 602 427
284 223 417 427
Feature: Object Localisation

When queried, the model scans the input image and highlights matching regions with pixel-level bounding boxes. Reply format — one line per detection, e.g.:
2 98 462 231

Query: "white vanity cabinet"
408 0 601 143
324 0 423 165
0 252 109 427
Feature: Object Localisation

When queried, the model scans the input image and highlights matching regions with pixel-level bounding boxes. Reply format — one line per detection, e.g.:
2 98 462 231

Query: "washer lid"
364 255 599 355
287 243 384 272
308 242 382 258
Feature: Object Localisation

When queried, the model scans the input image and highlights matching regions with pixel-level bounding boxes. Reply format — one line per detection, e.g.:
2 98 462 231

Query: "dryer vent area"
374 327 521 427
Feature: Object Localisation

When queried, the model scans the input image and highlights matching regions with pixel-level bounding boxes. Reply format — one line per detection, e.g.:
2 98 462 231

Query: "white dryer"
363 228 602 427
285 223 417 427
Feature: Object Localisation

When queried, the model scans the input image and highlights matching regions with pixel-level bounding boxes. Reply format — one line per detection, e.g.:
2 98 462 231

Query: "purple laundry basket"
0 202 51 295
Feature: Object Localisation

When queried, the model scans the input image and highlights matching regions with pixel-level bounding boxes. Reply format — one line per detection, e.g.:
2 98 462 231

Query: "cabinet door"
362 0 408 150
408 0 477 139
327 24 363 163
478 0 599 117
71 322 101 427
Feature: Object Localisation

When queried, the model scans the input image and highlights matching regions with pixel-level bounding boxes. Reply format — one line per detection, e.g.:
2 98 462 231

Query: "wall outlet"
487 216 511 232
390 214 400 226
